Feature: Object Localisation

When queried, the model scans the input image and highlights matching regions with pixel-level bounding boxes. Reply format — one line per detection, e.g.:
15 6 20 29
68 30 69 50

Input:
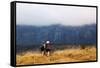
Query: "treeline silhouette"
16 24 96 52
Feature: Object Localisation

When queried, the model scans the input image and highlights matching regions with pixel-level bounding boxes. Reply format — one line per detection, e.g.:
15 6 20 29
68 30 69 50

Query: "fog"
16 3 96 26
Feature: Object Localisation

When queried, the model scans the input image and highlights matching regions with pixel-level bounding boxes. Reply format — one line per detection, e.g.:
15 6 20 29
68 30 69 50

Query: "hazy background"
16 3 96 52
16 3 96 26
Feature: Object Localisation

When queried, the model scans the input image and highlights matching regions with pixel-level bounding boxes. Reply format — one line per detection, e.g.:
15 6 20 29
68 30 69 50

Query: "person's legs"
42 51 44 56
41 50 45 56
46 49 51 56
47 51 50 56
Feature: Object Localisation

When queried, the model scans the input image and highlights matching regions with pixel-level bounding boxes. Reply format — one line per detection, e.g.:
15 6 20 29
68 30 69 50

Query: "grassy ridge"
16 45 96 65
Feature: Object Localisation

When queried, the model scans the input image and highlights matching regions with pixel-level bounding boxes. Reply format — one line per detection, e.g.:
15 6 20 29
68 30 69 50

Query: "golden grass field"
16 45 96 65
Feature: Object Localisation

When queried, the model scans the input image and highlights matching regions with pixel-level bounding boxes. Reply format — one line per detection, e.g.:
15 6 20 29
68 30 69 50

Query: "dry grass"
16 46 96 65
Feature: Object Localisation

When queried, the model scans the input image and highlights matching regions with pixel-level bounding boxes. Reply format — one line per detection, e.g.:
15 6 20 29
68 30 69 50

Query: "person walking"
45 41 52 56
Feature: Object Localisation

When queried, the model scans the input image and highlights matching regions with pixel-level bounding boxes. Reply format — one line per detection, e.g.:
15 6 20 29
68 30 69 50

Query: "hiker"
40 40 52 56
45 41 52 56
40 43 46 56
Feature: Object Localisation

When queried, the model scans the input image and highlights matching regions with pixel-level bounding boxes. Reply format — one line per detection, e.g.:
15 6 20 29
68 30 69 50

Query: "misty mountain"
16 24 96 47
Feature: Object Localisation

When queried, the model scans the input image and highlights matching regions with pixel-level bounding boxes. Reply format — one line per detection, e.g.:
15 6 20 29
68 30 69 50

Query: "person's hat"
46 41 50 44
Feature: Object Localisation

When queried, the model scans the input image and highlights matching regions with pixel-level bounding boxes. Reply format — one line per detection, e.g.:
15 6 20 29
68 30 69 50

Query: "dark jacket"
45 43 51 49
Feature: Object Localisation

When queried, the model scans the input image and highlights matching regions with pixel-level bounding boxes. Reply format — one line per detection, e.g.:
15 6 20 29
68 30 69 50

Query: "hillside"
16 45 96 65
16 24 96 51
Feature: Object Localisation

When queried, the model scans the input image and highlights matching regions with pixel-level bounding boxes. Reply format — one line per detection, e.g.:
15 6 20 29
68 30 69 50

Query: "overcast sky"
16 3 96 26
